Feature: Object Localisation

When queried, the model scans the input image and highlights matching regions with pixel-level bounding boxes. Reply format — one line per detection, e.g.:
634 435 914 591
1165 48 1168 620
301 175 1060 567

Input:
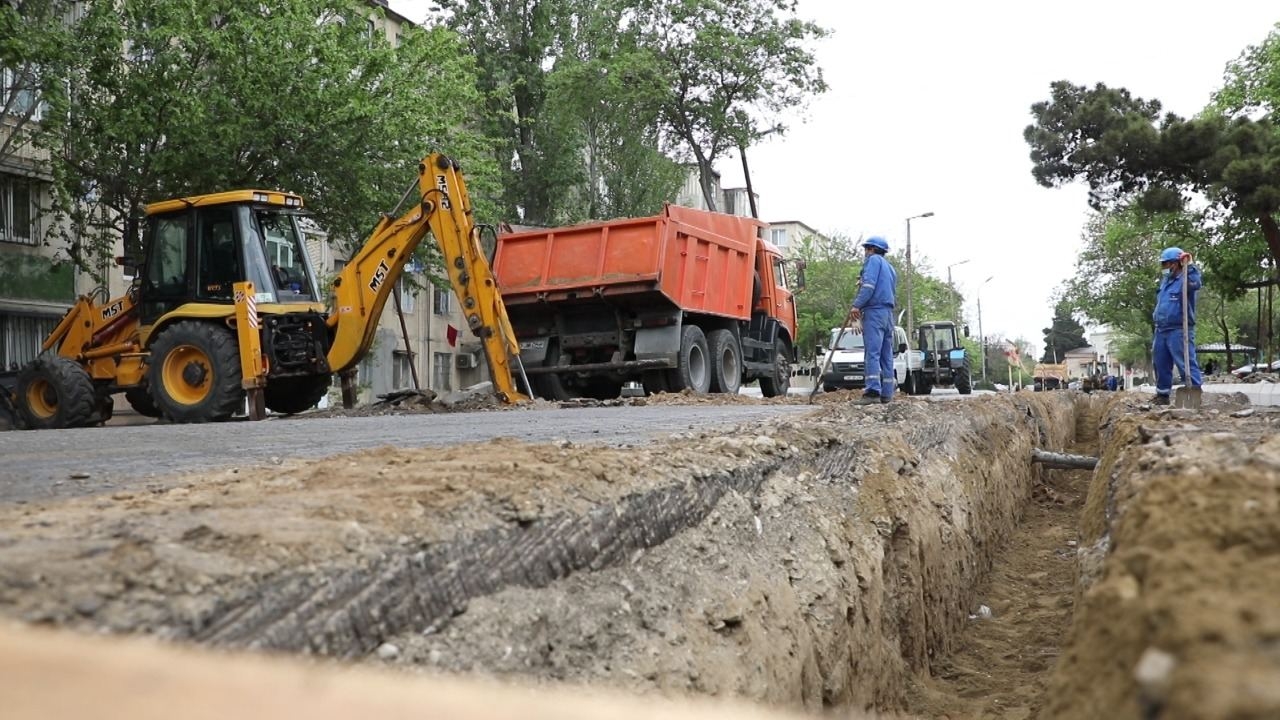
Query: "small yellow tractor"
0 154 526 429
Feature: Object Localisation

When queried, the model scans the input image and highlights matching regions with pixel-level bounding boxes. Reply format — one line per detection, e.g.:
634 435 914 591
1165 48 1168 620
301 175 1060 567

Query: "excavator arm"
326 154 528 402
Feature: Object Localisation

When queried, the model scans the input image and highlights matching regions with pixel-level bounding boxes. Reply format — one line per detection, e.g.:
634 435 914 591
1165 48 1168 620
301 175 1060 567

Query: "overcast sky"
391 1 1279 356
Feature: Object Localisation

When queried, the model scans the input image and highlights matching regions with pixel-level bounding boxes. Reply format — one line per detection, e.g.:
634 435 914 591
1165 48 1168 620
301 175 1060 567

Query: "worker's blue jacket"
852 254 897 310
1152 265 1201 330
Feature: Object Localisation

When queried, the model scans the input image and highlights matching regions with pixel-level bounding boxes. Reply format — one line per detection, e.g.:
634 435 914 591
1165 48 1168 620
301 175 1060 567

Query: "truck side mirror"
814 344 825 358
792 259 807 294
962 325 970 338
898 342 908 354
116 255 141 278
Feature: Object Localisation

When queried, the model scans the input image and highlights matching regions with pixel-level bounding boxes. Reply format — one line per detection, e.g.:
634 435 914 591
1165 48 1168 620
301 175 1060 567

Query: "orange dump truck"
494 205 801 399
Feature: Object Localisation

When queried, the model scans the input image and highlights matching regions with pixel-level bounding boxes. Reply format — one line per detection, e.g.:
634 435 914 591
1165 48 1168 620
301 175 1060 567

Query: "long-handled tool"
1175 255 1202 409
808 314 862 403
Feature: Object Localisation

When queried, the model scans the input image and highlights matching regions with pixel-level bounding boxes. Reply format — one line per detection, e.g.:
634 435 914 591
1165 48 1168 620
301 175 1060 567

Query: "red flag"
446 324 459 347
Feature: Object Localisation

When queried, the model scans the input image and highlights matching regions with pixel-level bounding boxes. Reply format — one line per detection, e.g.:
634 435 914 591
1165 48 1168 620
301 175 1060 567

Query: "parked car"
1231 360 1280 377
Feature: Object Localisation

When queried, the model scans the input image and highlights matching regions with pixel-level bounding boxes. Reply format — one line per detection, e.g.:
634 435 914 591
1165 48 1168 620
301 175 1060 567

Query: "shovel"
1174 255 1202 409
809 314 862 403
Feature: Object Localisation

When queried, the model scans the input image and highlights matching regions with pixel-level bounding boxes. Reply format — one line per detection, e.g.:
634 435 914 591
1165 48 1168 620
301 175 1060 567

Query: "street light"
976 275 994 383
946 259 970 324
904 211 935 343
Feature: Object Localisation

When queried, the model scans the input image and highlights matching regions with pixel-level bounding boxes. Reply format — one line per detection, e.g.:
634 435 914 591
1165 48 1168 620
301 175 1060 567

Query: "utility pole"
946 259 970 324
976 275 994 383
904 212 935 343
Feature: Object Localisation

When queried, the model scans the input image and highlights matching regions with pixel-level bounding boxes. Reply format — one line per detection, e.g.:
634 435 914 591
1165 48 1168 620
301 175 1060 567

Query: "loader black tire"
15 354 96 430
955 363 973 395
758 338 791 398
125 387 162 417
264 375 331 415
904 370 925 396
706 328 742 394
666 324 710 394
148 321 244 423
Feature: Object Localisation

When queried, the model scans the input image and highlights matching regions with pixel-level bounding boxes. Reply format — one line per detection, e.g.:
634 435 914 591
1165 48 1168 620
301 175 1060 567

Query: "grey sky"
391 1 1279 357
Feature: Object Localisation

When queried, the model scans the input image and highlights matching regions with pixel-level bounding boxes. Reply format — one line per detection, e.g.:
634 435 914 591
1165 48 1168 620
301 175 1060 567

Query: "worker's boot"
856 391 881 406
1152 394 1170 406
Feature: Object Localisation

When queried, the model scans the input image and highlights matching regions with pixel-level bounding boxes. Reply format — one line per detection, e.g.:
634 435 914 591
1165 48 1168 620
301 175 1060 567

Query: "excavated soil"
1043 392 1280 720
0 393 1074 717
7 388 1280 719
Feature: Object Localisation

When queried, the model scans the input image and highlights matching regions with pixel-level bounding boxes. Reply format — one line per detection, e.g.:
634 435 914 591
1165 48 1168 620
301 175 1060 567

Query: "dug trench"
1 393 1082 716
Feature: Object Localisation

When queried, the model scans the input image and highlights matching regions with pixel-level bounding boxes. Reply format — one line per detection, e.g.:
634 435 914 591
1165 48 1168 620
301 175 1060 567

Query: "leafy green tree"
1024 79 1280 283
1062 208 1196 340
33 0 491 272
792 231 861 360
0 0 75 168
542 0 681 219
1041 299 1088 363
630 0 828 211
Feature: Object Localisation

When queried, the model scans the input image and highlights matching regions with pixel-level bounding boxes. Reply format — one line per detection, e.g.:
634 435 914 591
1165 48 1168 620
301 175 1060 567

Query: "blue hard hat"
1159 247 1184 263
862 236 890 252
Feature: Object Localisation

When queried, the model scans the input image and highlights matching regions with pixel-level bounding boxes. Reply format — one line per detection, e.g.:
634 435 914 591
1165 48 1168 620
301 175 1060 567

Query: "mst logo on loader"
368 259 392 294
436 174 452 210
99 300 125 321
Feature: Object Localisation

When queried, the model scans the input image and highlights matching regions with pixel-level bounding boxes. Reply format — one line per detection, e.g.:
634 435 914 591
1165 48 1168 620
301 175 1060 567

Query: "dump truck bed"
494 205 764 321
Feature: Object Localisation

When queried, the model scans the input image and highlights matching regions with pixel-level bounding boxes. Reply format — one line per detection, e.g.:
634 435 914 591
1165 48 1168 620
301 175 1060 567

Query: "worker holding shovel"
847 236 898 405
1152 247 1203 407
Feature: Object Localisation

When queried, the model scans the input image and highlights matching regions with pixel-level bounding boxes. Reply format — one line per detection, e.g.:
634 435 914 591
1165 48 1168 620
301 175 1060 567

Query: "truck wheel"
641 370 669 396
758 338 791 398
125 387 162 417
265 375 331 414
955 365 973 395
667 325 710 393
16 355 96 429
149 321 244 423
706 329 742 394
533 338 573 401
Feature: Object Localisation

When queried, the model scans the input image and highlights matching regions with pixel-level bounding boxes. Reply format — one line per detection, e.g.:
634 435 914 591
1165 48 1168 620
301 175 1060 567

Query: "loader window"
145 216 190 298
196 207 240 300
255 210 317 303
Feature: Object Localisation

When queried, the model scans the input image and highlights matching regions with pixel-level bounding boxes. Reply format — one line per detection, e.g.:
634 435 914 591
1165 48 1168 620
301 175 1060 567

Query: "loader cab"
917 320 961 357
139 191 319 324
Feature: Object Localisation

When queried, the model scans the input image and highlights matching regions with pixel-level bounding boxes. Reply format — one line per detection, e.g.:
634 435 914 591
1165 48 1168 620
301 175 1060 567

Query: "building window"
2 67 44 121
397 277 414 313
0 313 60 371
392 349 414 389
432 352 451 392
0 174 38 245
432 283 450 316
770 228 787 248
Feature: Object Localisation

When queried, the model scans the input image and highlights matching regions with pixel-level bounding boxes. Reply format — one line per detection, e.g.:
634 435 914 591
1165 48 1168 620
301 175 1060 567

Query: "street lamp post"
946 259 970 324
976 275 994 383
904 211 935 343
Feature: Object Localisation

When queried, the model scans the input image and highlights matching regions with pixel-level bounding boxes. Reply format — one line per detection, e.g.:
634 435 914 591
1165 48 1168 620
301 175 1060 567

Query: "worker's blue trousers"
862 306 895 399
1153 327 1202 397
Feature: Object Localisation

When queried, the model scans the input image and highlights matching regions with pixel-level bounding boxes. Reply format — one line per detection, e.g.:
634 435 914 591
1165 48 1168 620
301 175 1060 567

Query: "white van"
818 325 914 392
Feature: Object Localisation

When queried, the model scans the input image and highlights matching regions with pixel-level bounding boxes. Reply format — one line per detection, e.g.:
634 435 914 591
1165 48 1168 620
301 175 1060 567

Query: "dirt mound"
1043 394 1280 719
0 395 1077 716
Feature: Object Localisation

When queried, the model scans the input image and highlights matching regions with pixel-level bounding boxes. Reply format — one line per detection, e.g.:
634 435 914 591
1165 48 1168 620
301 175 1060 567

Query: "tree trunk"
1262 213 1280 265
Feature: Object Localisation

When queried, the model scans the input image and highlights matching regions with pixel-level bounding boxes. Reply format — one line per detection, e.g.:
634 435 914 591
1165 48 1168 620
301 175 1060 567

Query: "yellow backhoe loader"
0 154 527 429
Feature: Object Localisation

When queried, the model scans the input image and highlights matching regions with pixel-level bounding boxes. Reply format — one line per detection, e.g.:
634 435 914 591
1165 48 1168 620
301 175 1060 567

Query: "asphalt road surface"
0 404 817 505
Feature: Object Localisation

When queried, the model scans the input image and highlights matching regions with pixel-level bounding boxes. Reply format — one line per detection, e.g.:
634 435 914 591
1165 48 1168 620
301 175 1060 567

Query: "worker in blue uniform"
847 236 898 405
1152 246 1202 405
